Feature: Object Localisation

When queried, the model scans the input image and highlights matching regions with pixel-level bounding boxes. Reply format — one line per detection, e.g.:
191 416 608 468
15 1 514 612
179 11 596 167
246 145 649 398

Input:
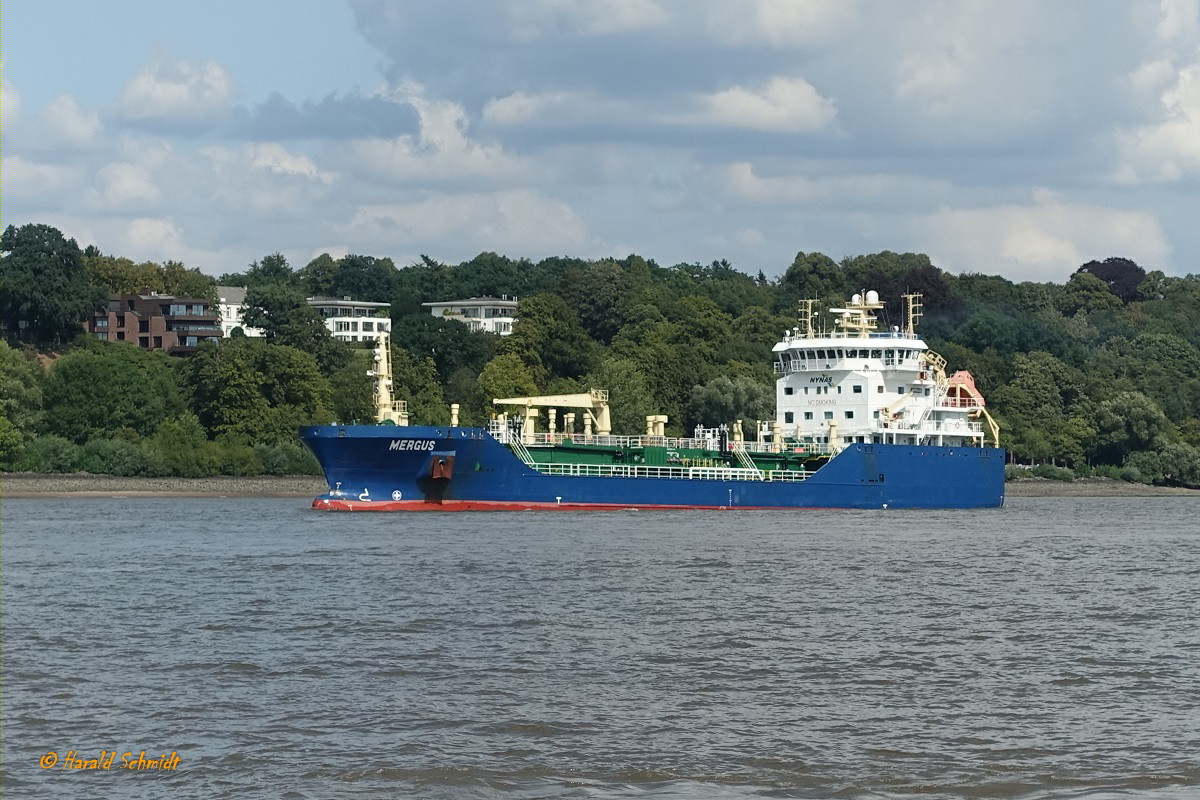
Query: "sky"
3 0 1199 283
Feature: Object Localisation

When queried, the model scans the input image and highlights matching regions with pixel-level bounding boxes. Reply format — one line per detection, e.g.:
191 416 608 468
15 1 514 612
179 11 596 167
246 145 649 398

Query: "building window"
117 332 126 341
804 412 814 420
95 318 109 328
845 411 854 419
784 412 794 423
784 387 794 395
153 336 162 348
94 332 108 340
139 337 150 348
877 386 884 393
837 386 842 394
804 387 809 395
139 320 150 333
362 321 374 332
824 411 833 420
853 385 862 394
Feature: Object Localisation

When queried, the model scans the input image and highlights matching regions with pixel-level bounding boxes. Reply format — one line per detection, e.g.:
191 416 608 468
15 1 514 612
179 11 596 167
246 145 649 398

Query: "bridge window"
784 387 794 395
824 411 834 420
878 386 884 393
844 411 854 419
804 412 813 420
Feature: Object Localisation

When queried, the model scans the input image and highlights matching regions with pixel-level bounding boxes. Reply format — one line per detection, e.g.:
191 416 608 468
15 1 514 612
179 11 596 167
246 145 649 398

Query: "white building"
307 296 392 342
216 285 265 338
422 296 518 335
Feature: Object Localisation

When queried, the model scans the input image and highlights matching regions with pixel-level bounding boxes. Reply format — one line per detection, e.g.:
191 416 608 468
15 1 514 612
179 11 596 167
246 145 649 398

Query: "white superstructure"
773 291 999 451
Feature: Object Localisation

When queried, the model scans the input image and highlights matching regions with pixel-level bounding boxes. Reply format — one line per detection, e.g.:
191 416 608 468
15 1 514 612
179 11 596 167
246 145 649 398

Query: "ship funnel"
866 290 879 304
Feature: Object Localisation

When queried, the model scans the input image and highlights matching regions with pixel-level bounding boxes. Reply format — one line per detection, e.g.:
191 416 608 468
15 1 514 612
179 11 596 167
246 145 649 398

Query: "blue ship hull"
300 425 1006 510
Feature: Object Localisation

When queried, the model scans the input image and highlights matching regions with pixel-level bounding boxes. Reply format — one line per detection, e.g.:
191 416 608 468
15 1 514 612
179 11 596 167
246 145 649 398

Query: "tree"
41 341 185 444
500 293 597 383
585 357 656 435
686 375 774 429
1075 257 1146 303
241 283 348 375
333 254 398 302
390 346 449 425
0 340 44 440
183 339 332 442
390 314 494 384
477 354 538 413
1089 391 1177 466
299 253 338 297
1 223 105 346
1057 271 1123 317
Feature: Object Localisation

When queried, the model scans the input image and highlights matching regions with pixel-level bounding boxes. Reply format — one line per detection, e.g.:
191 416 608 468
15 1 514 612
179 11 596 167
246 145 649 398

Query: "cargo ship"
301 291 1005 510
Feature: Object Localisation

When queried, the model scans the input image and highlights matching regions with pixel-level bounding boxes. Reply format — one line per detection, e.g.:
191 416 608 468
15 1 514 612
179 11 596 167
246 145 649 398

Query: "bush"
1030 464 1075 481
17 435 82 473
0 415 25 469
254 441 321 475
215 439 264 476
143 415 221 478
79 437 149 476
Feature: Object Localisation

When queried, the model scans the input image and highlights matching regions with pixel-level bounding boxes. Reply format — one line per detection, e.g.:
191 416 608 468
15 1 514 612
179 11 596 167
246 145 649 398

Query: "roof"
422 296 518 308
306 295 391 308
217 285 248 304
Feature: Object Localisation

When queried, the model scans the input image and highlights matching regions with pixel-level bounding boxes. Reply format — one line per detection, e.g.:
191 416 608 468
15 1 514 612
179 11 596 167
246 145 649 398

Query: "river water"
2 497 1198 799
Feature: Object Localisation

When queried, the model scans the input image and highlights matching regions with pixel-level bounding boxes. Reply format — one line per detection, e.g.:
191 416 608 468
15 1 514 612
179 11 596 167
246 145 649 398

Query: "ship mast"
902 292 923 336
372 330 409 425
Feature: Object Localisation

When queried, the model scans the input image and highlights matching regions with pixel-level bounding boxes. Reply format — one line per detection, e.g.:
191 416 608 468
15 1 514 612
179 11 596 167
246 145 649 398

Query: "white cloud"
250 143 333 183
1117 56 1200 182
116 59 235 124
483 90 575 125
1 155 80 199
126 217 185 256
347 82 522 181
1 69 20 126
345 189 590 254
726 161 949 208
1117 1 1200 183
39 95 102 147
1159 0 1200 42
680 76 836 132
699 0 858 47
919 193 1171 280
92 162 162 207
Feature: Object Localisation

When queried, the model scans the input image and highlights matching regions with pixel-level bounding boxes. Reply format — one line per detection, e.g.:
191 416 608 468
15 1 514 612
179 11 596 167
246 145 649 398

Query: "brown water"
3 497 1198 799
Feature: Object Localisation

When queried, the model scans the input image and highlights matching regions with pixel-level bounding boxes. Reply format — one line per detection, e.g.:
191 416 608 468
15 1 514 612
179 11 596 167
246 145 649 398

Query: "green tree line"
3 223 1199 486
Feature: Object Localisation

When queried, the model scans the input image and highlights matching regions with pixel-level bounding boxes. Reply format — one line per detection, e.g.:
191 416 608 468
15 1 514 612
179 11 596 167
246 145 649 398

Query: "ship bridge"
773 292 998 450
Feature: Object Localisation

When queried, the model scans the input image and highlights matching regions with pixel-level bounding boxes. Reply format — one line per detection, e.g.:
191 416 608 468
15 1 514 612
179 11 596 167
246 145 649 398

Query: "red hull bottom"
312 497 818 512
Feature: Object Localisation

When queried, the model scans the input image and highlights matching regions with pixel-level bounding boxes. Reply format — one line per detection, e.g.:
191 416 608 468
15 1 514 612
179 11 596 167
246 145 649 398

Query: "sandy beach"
2 472 1195 499
1 472 327 498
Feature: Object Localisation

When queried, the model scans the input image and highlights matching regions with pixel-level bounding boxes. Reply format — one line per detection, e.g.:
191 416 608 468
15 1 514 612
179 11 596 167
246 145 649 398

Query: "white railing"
531 462 811 482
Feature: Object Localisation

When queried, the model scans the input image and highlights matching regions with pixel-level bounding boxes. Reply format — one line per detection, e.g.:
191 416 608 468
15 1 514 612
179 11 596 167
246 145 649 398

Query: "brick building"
85 293 222 355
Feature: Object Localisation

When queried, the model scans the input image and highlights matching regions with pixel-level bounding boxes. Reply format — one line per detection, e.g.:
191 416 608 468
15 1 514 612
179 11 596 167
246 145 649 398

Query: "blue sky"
4 0 1198 282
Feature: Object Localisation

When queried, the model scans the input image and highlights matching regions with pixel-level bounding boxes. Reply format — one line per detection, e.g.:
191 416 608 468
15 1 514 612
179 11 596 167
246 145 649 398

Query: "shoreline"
2 472 1196 499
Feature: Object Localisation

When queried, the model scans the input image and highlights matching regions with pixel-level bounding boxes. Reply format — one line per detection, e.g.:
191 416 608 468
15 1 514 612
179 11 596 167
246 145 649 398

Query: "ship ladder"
731 442 765 480
507 437 539 469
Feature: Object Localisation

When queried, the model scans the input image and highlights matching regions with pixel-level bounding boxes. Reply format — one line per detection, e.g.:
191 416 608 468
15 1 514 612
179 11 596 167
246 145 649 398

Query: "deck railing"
532 462 811 482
